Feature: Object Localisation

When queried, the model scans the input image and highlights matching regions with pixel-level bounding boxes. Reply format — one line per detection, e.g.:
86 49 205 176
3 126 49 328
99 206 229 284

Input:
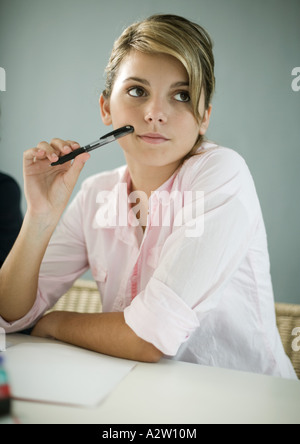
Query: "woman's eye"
127 87 146 98
174 91 191 102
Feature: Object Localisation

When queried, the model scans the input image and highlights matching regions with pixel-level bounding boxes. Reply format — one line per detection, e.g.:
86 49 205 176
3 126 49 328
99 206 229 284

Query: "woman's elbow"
138 341 163 363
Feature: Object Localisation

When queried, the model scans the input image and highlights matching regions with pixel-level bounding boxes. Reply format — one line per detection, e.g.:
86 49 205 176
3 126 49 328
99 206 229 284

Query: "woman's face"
100 50 211 169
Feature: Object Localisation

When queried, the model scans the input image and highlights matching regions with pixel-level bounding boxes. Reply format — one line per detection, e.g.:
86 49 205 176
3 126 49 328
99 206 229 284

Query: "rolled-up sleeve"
124 277 199 356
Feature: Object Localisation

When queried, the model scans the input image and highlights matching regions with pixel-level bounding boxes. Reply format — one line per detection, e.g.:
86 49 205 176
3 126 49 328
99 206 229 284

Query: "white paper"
5 342 136 407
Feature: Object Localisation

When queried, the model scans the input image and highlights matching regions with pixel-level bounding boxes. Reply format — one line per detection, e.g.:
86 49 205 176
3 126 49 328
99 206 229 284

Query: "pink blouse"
1 143 297 379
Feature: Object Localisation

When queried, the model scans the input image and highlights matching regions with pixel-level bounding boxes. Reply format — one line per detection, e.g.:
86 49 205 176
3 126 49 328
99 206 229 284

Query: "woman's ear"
99 94 112 126
199 104 212 136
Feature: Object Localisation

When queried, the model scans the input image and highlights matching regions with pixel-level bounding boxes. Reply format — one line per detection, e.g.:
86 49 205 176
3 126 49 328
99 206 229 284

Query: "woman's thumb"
65 153 90 189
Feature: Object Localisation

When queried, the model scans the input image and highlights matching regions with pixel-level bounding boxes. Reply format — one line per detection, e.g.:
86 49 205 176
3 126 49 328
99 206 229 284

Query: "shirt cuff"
0 289 47 333
124 277 199 356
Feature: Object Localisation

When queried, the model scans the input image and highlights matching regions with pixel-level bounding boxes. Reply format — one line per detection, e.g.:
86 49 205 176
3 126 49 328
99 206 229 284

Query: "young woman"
0 14 297 378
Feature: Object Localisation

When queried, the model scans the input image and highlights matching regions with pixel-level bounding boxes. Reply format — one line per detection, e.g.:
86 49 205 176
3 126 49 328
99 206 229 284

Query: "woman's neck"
127 159 181 198
125 158 181 233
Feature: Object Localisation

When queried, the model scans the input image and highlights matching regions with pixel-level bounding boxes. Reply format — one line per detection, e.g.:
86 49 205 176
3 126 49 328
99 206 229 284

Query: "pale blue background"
0 0 299 303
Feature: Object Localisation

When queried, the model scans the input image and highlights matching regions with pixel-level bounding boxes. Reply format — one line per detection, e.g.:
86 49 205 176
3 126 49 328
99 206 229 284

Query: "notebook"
5 342 136 407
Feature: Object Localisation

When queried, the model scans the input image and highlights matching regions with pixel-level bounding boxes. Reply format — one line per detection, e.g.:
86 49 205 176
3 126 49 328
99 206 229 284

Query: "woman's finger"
35 141 61 162
24 138 81 167
50 138 80 156
23 147 46 164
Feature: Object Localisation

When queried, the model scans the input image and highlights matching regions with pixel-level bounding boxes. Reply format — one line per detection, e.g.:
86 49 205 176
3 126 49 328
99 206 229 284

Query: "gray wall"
0 0 299 304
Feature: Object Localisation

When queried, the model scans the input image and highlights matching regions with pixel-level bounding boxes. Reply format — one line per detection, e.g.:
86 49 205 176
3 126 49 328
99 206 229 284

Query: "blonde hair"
103 14 215 153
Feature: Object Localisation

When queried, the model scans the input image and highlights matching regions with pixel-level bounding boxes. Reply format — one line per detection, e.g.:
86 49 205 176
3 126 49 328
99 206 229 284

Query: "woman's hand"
23 138 90 221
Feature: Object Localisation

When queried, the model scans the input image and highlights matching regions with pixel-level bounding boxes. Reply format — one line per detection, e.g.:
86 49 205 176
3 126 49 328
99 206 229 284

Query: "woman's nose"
144 99 168 124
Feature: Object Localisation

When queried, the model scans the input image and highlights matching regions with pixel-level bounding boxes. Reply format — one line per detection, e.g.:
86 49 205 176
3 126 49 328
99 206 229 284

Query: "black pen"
51 125 134 166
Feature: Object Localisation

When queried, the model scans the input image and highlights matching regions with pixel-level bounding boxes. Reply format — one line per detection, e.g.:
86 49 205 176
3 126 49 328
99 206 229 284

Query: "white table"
5 334 300 424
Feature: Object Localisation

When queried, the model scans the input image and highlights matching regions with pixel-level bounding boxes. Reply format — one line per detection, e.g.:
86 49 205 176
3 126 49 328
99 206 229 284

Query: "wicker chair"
49 280 300 378
48 279 102 314
275 303 300 379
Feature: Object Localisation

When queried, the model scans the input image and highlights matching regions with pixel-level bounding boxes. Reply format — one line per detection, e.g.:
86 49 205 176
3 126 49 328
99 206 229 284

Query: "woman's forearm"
0 138 89 323
32 311 163 363
0 211 59 322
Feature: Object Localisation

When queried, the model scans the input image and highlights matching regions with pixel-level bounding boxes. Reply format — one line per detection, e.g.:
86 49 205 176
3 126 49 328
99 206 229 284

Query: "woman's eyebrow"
170 81 190 88
123 77 189 88
123 77 150 86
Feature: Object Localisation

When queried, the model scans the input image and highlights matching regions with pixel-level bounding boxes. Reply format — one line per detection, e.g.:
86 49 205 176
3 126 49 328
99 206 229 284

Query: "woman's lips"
138 133 170 145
